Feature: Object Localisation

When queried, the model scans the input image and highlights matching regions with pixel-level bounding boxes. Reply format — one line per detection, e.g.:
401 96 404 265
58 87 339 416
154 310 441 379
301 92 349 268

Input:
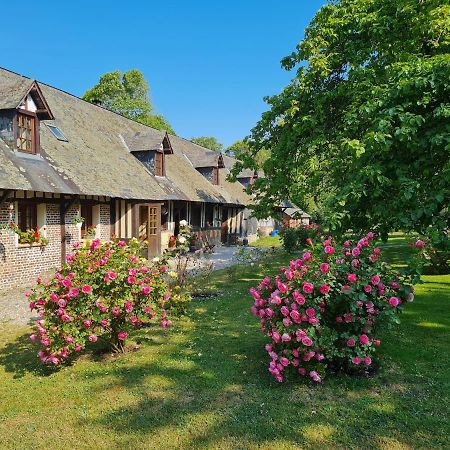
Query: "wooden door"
138 204 161 259
147 204 161 258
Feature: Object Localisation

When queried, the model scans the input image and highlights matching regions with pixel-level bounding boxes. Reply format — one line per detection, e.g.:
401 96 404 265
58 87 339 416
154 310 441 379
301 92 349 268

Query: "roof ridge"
0 66 170 135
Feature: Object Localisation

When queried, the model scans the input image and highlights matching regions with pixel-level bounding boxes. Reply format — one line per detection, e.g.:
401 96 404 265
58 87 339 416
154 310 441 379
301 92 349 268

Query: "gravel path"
0 284 37 326
0 245 241 325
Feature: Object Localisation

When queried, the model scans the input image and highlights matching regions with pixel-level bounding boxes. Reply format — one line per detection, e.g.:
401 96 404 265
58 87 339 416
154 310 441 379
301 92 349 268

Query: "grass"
0 237 449 449
251 235 282 247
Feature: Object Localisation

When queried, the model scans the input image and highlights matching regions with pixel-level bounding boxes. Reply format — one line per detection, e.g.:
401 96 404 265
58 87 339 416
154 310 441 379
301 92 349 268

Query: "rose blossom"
364 356 372 365
347 338 356 347
319 284 330 295
82 284 92 294
68 288 79 298
280 357 289 367
320 263 330 273
389 297 400 307
293 291 306 305
57 299 67 308
359 334 369 345
324 245 334 255
302 282 314 294
290 310 301 323
347 273 357 283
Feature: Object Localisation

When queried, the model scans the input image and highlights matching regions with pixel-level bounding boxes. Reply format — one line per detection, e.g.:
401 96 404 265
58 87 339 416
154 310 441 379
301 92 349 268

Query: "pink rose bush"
28 238 173 365
250 232 417 383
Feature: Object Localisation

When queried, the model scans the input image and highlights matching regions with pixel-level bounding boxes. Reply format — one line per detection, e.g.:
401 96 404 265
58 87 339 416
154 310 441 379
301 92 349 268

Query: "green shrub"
279 224 321 252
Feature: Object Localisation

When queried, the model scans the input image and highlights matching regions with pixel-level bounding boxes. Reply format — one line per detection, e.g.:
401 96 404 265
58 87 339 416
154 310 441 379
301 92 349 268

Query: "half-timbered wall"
113 199 134 239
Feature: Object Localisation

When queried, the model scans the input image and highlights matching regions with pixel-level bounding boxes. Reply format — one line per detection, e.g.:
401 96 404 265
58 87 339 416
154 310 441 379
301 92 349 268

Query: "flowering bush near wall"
29 238 172 365
250 233 419 383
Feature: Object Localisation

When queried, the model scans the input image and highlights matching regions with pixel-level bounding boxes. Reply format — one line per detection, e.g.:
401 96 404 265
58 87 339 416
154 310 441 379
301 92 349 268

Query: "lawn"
250 235 282 247
0 238 449 449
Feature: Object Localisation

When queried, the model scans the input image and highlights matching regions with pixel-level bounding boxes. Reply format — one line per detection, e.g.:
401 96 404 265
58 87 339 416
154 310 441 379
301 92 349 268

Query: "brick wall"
99 204 111 239
0 202 111 290
0 203 62 290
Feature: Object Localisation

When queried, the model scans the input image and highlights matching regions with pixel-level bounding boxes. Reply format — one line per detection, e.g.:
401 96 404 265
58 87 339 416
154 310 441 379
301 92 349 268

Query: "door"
147 204 161 257
138 204 161 259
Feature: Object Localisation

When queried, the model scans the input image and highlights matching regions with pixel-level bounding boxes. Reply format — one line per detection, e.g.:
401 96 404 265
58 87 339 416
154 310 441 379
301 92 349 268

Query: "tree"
226 139 270 167
191 136 224 151
241 0 450 246
83 69 175 134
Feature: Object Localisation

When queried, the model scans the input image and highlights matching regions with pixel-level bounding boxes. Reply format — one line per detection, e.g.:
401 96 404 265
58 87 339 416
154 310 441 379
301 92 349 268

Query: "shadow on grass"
1 248 448 448
78 273 449 448
0 332 60 378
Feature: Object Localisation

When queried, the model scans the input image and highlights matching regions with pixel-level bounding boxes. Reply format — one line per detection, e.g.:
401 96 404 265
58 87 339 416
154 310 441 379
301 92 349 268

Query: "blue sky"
0 0 325 146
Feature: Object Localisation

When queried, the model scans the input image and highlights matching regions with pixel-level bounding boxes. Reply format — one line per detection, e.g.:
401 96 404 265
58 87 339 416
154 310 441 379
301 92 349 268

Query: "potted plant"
71 215 84 229
86 226 97 238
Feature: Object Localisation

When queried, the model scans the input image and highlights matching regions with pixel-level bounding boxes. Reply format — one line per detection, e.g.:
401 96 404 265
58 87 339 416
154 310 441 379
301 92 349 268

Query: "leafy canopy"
191 136 224 151
226 139 270 167
241 0 450 242
83 69 175 134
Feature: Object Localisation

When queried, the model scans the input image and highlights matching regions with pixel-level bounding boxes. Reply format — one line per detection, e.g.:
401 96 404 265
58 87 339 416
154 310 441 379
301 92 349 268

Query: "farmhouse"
0 68 251 290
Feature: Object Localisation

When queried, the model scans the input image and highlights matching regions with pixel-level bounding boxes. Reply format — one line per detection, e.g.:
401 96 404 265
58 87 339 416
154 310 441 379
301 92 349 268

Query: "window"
18 203 37 231
46 124 68 141
81 205 93 238
155 151 164 176
17 113 36 153
149 207 158 235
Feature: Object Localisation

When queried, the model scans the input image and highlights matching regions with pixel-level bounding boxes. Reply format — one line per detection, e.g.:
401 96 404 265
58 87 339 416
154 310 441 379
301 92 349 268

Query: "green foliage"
139 114 175 135
191 136 224 151
251 232 419 382
83 69 175 133
279 224 321 253
241 0 450 241
226 139 270 174
0 222 48 246
28 238 173 361
0 240 449 448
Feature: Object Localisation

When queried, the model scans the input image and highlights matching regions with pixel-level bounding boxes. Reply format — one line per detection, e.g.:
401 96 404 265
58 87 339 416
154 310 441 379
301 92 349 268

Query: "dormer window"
17 111 36 153
123 130 173 178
